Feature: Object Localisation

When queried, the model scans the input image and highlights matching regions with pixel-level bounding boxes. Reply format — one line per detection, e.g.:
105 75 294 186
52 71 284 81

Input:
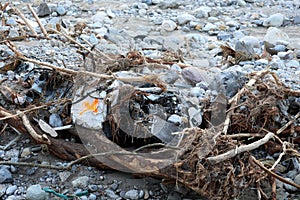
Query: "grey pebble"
37 3 51 17
88 193 97 200
6 185 17 195
88 184 98 192
0 167 12 183
56 5 67 16
125 189 139 200
72 176 89 188
105 189 119 199
26 184 48 200
263 13 284 27
182 67 210 84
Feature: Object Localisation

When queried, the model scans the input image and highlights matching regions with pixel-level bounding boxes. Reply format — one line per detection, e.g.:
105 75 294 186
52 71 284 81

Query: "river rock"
37 3 51 17
177 13 195 25
71 176 89 188
161 20 177 31
0 167 12 183
263 13 284 27
193 6 211 18
125 189 139 200
264 27 289 45
26 184 48 200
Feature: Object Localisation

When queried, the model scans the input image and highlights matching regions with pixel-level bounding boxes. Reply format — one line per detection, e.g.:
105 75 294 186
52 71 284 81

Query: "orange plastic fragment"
79 99 99 115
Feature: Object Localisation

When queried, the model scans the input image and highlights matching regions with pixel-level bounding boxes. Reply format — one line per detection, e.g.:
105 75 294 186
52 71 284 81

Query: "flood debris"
0 3 300 200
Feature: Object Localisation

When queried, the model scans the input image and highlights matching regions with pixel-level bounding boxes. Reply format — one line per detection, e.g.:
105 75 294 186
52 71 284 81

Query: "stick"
276 112 300 135
270 142 287 171
14 7 38 36
27 4 49 38
17 110 51 145
251 156 300 190
50 28 112 61
207 132 274 164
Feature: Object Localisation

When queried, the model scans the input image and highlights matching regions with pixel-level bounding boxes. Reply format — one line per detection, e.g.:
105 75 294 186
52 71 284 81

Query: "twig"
0 104 47 121
27 4 49 39
251 155 300 190
276 112 300 135
207 132 274 164
271 177 276 200
270 141 287 171
17 110 51 145
17 54 113 79
50 28 112 61
226 133 264 138
81 37 112 61
0 161 64 170
14 7 38 36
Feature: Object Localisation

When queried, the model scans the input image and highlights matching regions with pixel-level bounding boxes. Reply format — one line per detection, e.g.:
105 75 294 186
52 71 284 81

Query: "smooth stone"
105 189 119 199
49 113 63 127
0 184 7 197
263 13 284 27
71 176 89 188
217 32 232 41
167 114 182 125
37 3 51 17
161 20 177 31
189 87 205 97
6 185 17 195
286 60 300 68
294 174 300 185
264 27 289 45
171 64 182 72
26 184 48 200
240 36 260 48
294 16 300 24
0 167 12 183
283 178 298 192
188 107 202 126
237 0 247 6
182 67 210 84
8 29 19 38
193 6 211 18
125 189 139 200
177 13 195 25
56 5 67 16
106 9 115 18
6 18 18 26
202 23 217 31
88 193 97 200
88 185 98 192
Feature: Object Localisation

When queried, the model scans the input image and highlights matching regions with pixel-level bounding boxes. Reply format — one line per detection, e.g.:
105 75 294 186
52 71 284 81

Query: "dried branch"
27 4 49 39
14 7 38 36
251 156 300 190
17 110 51 145
207 132 274 164
276 112 300 135
270 142 288 171
50 28 112 61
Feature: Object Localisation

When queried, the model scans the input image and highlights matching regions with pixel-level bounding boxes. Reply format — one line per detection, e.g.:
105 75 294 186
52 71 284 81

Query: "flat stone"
125 189 139 200
177 13 195 25
182 67 210 84
72 176 89 188
264 27 289 45
26 184 48 200
263 13 284 27
105 189 119 199
0 167 12 183
56 5 67 16
6 185 17 195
